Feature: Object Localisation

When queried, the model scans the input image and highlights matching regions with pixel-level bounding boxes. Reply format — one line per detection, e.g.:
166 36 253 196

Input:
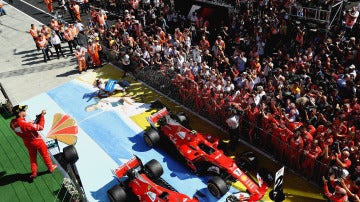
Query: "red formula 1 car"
107 156 199 202
144 108 273 201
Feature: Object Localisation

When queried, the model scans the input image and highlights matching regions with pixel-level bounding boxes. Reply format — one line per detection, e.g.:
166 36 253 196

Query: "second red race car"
143 107 274 201
107 156 199 202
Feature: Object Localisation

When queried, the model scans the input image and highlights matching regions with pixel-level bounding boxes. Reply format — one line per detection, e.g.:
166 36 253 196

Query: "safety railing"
290 5 331 23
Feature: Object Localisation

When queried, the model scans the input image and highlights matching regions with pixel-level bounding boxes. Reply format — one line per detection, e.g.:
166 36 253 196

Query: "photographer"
322 176 349 202
335 148 352 170
9 105 57 179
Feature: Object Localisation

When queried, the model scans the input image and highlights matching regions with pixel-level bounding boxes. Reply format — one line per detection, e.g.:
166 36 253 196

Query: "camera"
34 114 42 124
330 141 340 154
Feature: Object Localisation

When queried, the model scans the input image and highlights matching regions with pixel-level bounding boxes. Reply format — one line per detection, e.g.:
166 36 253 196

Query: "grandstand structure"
289 0 345 35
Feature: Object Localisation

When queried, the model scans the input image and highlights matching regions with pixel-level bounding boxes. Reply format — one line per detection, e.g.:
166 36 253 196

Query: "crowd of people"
27 0 360 200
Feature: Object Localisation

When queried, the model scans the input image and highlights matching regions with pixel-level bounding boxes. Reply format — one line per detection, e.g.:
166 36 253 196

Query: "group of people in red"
24 0 360 200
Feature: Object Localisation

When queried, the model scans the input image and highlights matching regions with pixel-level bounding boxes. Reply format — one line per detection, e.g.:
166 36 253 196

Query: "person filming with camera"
10 105 57 179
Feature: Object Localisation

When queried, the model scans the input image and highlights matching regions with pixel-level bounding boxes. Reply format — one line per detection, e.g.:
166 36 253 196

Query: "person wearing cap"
323 176 349 202
215 35 226 52
74 45 86 73
63 27 76 53
87 39 101 67
121 54 131 78
68 23 80 46
10 105 57 179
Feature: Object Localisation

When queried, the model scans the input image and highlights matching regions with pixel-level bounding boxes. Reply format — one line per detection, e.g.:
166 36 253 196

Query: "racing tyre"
144 159 163 179
175 112 189 126
258 168 274 185
207 176 229 198
63 145 79 164
107 185 126 202
237 151 257 171
269 189 285 201
144 128 160 147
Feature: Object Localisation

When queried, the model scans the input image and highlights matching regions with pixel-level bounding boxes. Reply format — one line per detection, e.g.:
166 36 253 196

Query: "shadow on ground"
0 170 49 185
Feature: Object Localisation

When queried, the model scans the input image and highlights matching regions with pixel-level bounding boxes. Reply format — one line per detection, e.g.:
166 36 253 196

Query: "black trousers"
229 127 239 149
53 44 64 58
41 47 50 62
67 40 77 53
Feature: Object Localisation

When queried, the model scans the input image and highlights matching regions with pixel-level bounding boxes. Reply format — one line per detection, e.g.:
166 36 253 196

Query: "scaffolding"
289 0 345 34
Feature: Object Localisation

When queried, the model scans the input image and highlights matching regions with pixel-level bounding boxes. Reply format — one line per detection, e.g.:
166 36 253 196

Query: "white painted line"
4 1 43 25
18 0 55 19
6 0 55 25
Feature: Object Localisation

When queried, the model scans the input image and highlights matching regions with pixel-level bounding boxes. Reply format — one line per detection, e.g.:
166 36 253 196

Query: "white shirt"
226 115 239 129
75 22 85 32
254 90 266 106
50 34 61 45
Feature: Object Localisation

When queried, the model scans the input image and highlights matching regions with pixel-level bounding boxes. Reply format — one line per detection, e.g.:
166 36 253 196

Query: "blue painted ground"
40 80 234 202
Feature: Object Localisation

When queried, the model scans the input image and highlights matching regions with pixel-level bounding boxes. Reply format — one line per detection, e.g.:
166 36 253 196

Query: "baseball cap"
12 105 28 114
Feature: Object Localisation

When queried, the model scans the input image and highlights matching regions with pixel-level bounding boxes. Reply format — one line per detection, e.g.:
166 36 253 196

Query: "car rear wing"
147 107 170 128
112 156 141 179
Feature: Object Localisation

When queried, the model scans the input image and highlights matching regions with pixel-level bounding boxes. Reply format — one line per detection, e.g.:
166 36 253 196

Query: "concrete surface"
0 3 80 104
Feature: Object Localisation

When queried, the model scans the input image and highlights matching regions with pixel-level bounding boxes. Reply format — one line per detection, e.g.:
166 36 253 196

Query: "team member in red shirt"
10 105 57 179
246 103 259 144
336 150 352 170
302 140 322 179
288 130 304 171
323 176 349 202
